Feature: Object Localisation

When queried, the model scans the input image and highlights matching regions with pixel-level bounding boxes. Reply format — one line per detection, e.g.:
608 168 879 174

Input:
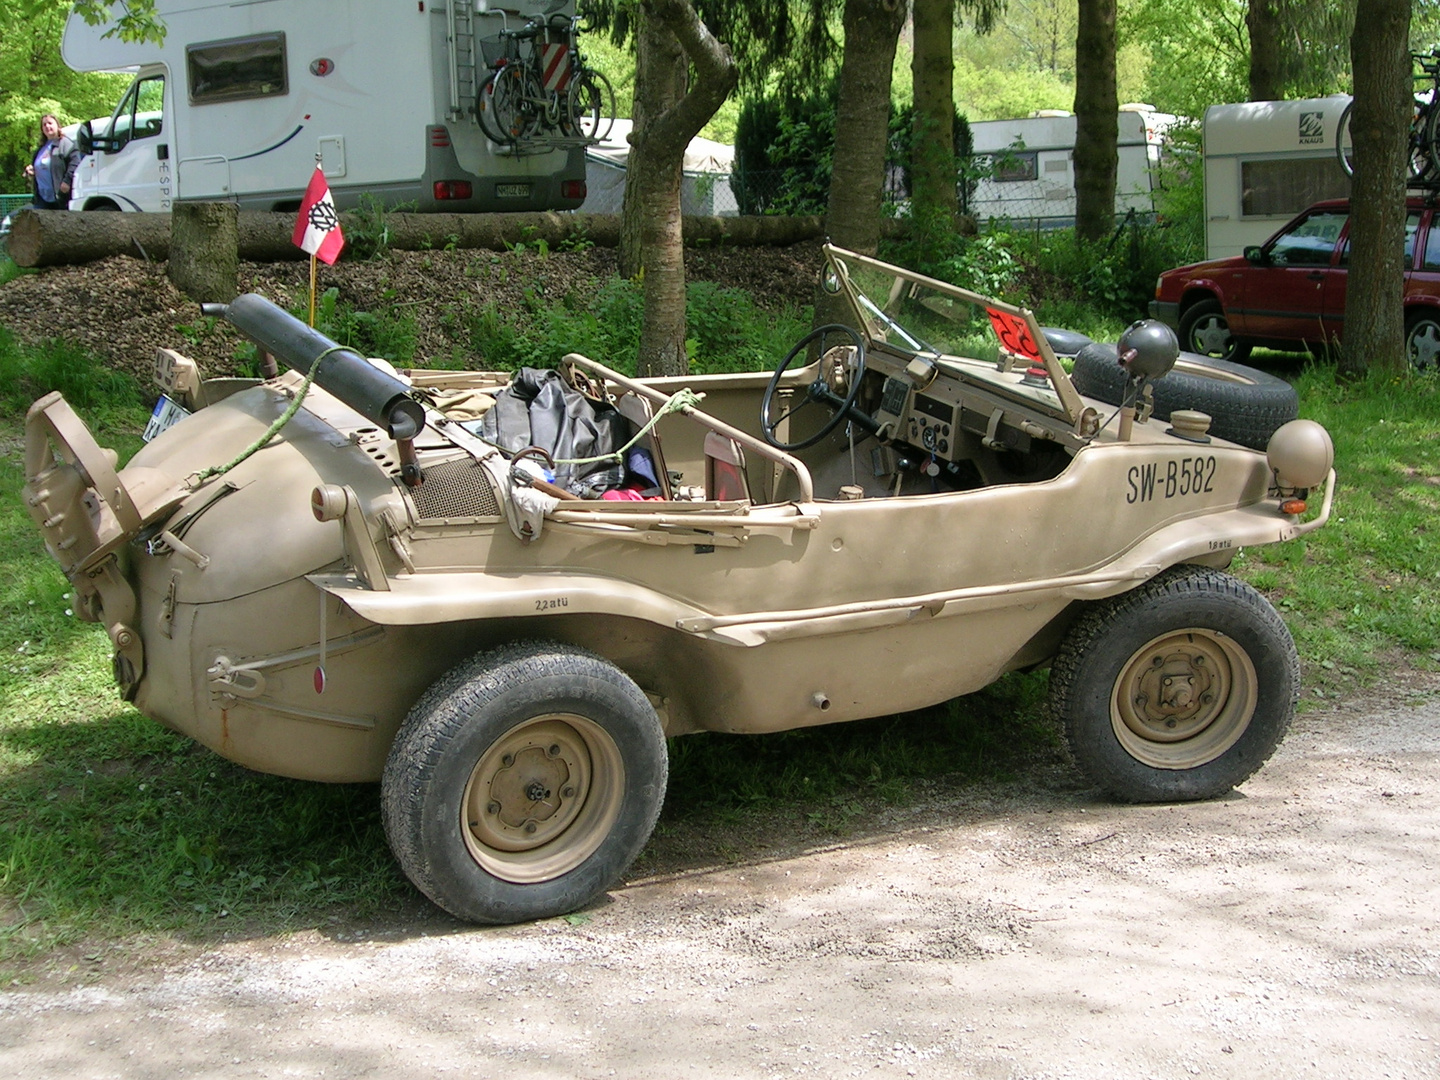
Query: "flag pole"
308 152 322 327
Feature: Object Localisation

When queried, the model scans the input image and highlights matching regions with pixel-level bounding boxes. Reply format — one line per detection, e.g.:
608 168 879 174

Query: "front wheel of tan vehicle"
381 642 667 924
1049 567 1298 803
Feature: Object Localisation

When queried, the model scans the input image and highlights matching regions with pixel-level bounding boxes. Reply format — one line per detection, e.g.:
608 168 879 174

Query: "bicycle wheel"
476 68 511 144
1338 98 1434 182
566 69 615 142
484 65 539 144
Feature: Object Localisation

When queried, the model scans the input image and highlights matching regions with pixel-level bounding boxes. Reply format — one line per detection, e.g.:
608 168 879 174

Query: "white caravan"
1201 96 1353 260
62 0 589 214
967 105 1176 226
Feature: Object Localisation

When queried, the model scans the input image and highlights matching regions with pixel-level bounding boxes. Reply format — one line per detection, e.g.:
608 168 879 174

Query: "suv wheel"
1179 299 1252 363
1049 567 1298 803
382 641 667 924
1405 310 1440 371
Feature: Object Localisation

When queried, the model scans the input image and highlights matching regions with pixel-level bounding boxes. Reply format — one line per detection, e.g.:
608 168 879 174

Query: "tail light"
434 181 473 200
561 179 586 200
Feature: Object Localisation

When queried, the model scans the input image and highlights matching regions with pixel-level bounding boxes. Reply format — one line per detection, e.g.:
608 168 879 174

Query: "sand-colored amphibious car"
23 246 1335 923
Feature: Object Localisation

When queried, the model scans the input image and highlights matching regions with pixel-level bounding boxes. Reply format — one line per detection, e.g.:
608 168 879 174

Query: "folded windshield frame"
822 244 1084 426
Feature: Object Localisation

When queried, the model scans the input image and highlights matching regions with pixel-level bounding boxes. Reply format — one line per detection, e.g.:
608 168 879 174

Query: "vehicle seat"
704 432 750 502
615 392 672 499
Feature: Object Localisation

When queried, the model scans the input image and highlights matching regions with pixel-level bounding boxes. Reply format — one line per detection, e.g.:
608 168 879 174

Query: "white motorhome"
1202 96 1352 260
966 105 1176 226
63 0 590 214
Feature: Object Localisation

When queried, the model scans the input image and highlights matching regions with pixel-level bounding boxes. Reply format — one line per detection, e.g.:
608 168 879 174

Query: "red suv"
1150 197 1440 369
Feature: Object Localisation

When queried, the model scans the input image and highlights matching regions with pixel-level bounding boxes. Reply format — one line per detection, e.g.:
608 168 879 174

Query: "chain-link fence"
1 194 32 216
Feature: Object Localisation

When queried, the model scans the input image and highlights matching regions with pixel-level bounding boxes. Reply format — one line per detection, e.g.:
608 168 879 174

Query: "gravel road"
2 679 1437 1080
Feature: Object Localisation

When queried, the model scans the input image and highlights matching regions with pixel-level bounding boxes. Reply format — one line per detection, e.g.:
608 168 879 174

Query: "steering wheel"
760 324 868 451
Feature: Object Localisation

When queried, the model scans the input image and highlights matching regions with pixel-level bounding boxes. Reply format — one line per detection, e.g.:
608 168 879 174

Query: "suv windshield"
827 246 1081 423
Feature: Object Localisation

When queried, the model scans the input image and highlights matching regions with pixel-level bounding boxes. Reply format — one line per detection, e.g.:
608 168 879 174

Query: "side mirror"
1244 245 1266 265
77 121 93 156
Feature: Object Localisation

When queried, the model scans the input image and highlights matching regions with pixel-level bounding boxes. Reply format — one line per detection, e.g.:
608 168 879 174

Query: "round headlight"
1267 419 1334 490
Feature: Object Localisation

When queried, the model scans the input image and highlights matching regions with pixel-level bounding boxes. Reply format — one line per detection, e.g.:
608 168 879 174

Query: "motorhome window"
187 33 287 104
991 151 1038 183
1240 157 1349 217
1267 211 1347 267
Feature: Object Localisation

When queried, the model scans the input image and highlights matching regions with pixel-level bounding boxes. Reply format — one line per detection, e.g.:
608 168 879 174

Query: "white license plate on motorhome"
143 395 191 442
495 183 531 198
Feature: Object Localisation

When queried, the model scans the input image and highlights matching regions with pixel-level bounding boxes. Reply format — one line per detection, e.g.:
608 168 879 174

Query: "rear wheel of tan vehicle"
1049 567 1298 803
382 642 667 924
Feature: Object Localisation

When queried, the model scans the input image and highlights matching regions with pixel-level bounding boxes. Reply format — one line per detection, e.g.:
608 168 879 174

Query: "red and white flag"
292 166 345 264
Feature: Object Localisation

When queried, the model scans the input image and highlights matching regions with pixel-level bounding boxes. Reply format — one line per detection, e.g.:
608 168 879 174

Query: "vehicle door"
1320 210 1422 349
93 72 169 212
1234 209 1348 343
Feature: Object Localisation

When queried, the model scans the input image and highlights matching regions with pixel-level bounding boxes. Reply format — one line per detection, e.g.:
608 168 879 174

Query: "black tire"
381 641 667 924
1040 326 1093 358
1341 98 1433 182
1071 341 1298 450
1049 566 1298 803
1405 308 1440 372
1176 298 1251 364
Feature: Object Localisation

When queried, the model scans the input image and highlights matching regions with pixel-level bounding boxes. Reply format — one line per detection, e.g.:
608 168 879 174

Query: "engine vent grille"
410 456 501 519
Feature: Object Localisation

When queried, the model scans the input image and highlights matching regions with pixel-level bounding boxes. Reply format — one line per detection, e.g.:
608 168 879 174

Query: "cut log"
7 209 839 268
7 208 172 267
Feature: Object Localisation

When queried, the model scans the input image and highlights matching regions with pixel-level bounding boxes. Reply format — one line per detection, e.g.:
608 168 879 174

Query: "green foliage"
309 287 417 363
467 275 807 376
0 325 142 419
0 2 134 190
1231 362 1440 697
344 194 415 261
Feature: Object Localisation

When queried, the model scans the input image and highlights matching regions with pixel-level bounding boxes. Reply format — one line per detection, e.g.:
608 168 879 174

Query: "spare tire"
1041 326 1094 358
1071 342 1298 450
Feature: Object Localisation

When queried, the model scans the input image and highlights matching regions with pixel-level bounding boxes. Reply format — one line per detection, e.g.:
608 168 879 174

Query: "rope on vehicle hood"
548 387 706 467
188 346 350 487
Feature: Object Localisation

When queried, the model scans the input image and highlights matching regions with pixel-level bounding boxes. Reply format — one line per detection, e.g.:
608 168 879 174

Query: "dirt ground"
0 678 1436 1080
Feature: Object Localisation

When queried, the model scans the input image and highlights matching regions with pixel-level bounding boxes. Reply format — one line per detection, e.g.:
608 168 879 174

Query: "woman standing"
23 114 81 210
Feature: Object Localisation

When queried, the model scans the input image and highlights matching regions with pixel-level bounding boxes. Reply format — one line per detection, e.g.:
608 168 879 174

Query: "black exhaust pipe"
202 294 425 441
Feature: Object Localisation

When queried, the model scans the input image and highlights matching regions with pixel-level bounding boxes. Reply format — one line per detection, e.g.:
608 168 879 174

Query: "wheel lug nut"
1166 719 1177 728
501 753 514 767
486 801 500 815
525 822 538 834
562 785 576 799
548 744 561 757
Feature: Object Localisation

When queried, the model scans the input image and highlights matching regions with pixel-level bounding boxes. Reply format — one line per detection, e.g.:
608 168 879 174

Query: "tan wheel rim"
1110 628 1258 770
461 714 624 884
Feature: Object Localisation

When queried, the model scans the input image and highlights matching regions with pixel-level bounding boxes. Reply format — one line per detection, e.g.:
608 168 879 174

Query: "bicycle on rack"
476 12 616 148
1337 47 1440 184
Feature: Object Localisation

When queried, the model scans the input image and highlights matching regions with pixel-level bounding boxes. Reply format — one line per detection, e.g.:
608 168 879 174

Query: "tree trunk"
1246 0 1285 101
1342 0 1411 377
817 0 907 327
619 14 688 280
911 0 958 237
168 201 239 303
1073 0 1118 244
627 0 737 377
